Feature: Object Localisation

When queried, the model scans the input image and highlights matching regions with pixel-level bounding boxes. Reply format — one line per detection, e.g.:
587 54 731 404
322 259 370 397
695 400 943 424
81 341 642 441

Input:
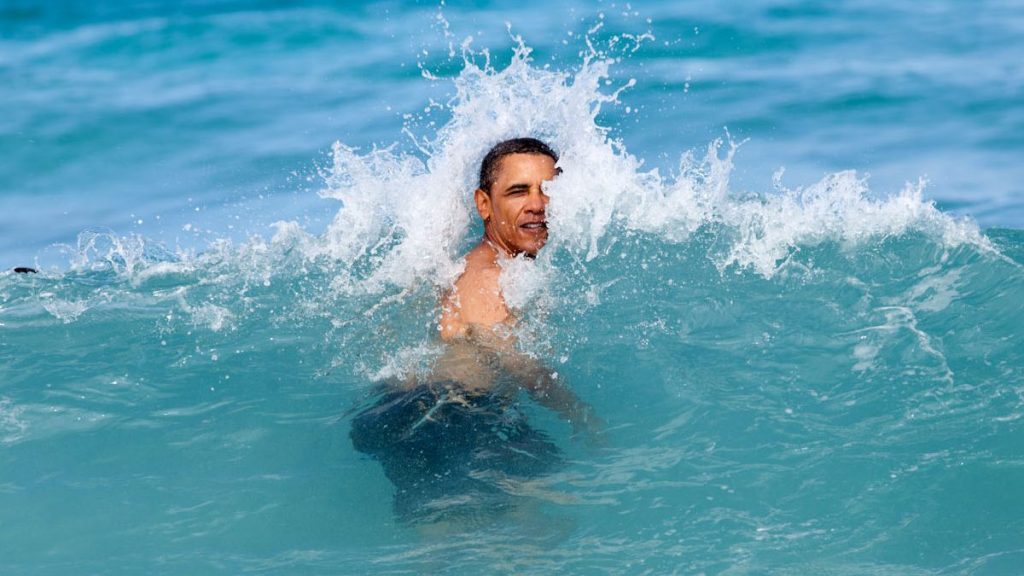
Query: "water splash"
312 39 988 298
1 40 999 381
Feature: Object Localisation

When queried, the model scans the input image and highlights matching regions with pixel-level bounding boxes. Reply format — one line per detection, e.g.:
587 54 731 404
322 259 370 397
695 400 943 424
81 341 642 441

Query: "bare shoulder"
439 244 509 341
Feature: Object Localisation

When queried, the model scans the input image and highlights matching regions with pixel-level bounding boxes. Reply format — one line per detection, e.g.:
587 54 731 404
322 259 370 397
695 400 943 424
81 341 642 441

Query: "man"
351 137 601 523
433 137 601 432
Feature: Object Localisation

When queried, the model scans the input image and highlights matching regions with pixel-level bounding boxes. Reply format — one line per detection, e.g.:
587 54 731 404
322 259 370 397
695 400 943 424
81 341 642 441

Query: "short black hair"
478 137 559 192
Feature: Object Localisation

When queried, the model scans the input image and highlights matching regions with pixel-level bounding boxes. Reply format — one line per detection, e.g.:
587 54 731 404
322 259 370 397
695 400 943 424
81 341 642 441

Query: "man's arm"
496 346 605 442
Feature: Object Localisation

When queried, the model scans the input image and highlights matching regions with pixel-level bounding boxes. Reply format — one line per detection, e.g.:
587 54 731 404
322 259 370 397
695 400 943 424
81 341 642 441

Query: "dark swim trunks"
349 381 562 523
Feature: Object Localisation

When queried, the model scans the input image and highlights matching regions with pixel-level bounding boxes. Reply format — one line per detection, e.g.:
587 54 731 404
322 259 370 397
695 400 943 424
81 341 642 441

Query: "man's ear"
474 188 492 222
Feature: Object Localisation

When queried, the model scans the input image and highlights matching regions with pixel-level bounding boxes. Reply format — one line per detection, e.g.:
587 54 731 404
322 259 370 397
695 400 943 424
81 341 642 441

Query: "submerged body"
349 379 562 523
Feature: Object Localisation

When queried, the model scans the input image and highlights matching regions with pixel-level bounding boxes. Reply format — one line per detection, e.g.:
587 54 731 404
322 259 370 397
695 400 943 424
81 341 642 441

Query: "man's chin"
503 232 547 257
521 239 547 258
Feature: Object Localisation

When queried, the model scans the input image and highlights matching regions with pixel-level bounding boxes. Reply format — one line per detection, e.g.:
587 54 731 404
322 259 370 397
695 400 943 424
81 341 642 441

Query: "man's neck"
482 233 512 260
481 233 536 260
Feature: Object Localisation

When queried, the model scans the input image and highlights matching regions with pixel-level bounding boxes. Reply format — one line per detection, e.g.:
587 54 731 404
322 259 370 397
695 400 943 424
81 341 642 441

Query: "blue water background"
3 0 1024 264
3 1 1024 575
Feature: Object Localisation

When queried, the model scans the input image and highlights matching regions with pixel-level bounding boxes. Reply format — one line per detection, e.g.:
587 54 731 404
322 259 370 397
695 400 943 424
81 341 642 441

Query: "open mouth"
520 222 547 230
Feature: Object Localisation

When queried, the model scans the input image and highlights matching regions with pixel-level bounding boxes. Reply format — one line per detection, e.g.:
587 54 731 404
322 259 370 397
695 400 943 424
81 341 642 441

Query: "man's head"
475 137 559 257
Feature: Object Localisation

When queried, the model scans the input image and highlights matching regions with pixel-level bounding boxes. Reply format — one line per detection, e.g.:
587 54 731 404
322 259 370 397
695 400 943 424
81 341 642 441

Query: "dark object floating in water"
13 267 37 273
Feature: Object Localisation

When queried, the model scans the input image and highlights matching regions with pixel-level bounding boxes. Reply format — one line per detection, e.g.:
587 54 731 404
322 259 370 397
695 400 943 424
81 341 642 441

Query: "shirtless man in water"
351 138 600 522
432 137 602 439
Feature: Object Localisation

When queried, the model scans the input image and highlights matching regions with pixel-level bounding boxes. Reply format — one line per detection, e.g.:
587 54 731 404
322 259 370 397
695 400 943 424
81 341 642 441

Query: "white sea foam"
0 397 110 446
44 40 987 294
37 40 992 365
0 397 28 445
39 295 91 323
366 342 445 382
283 41 995 379
308 39 988 296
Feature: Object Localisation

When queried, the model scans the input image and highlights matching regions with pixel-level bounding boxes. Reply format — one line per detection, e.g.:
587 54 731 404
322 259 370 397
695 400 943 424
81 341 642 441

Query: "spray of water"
3 39 992 380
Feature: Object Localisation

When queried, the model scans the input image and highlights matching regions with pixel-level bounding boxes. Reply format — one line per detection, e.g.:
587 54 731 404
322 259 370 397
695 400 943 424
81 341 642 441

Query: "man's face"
475 153 557 257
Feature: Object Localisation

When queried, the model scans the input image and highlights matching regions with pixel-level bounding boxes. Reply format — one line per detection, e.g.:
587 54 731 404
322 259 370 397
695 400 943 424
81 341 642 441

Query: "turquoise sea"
3 1 1024 574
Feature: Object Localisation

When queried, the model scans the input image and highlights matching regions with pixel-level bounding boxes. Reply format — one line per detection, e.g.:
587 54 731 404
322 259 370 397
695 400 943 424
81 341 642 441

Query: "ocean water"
2 1 1024 574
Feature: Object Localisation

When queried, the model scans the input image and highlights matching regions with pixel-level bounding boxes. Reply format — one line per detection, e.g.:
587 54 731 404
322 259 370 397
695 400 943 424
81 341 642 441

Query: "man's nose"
526 188 548 212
